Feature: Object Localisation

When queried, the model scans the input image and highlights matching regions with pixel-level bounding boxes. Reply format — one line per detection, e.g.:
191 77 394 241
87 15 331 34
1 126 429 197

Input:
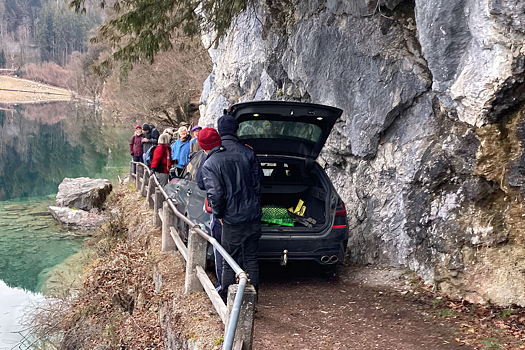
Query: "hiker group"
129 123 203 186
129 115 262 302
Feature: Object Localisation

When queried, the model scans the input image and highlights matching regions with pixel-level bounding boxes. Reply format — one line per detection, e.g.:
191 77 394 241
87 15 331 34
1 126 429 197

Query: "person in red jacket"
129 125 144 174
150 133 172 186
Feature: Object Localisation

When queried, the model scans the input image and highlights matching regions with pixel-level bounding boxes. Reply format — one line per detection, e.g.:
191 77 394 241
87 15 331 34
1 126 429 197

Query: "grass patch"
214 335 224 346
500 307 517 319
482 337 502 350
438 308 456 318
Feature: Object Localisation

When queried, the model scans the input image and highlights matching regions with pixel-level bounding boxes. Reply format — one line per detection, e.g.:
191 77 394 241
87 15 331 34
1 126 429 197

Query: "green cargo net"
261 205 294 227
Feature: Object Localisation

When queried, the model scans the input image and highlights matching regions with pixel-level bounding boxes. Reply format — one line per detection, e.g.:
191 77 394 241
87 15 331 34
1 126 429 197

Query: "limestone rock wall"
199 0 525 305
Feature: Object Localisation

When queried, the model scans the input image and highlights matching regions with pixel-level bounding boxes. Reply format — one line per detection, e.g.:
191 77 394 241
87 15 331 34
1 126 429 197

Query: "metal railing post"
162 201 176 251
154 188 163 228
185 227 207 294
226 284 256 350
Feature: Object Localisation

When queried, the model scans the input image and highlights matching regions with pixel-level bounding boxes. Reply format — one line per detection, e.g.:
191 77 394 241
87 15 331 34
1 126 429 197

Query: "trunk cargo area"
259 159 327 229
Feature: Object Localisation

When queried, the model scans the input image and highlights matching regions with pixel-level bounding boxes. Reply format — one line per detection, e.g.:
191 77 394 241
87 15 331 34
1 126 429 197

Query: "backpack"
144 145 157 168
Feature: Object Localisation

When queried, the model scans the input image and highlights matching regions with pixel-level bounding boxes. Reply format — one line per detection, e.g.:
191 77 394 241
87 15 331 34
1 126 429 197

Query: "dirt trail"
122 186 473 349
253 263 472 350
80 185 521 350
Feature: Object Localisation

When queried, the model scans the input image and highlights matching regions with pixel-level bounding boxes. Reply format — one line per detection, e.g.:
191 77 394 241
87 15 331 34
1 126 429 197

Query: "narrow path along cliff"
254 263 525 349
41 182 524 349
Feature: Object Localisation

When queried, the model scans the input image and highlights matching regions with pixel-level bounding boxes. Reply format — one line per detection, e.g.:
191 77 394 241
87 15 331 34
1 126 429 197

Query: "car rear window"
238 120 322 144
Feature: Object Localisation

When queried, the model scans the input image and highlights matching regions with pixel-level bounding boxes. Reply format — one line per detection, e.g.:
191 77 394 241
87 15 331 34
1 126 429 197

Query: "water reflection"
0 102 130 201
0 198 85 292
0 280 42 350
0 101 131 292
0 101 131 348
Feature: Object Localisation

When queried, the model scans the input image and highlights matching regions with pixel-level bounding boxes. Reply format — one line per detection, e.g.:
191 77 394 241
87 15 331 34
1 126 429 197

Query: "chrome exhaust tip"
329 255 339 263
320 255 331 264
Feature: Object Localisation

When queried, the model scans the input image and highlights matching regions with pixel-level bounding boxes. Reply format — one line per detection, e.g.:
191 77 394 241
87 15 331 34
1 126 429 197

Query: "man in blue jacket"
197 126 262 302
171 126 191 177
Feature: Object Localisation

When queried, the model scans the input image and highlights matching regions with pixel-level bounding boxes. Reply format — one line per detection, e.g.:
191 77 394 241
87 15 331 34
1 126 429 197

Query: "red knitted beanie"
197 128 221 150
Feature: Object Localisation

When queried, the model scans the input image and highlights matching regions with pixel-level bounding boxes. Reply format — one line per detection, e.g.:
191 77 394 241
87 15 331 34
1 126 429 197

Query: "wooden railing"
129 161 256 350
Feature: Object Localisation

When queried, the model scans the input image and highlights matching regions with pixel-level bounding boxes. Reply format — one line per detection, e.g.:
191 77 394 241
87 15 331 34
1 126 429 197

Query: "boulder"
55 177 112 211
48 206 108 230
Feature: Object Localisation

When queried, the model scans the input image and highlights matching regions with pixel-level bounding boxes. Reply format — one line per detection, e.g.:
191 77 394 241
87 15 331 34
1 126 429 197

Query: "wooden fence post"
141 171 148 197
129 161 133 181
226 284 257 350
185 228 207 294
162 201 176 251
136 164 143 191
147 175 155 209
154 188 164 228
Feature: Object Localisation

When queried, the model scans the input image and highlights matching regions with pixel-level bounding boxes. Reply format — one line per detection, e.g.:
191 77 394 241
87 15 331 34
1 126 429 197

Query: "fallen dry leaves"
407 274 525 349
29 183 223 349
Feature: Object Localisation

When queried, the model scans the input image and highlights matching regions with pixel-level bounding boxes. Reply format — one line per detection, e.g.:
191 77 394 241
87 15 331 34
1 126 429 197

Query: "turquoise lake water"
0 102 132 348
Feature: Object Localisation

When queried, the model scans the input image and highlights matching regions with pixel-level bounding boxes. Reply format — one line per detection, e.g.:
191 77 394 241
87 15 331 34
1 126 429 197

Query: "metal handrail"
132 161 248 350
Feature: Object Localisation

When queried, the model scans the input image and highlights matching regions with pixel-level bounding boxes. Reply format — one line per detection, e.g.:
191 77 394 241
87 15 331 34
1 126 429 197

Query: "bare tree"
101 33 211 128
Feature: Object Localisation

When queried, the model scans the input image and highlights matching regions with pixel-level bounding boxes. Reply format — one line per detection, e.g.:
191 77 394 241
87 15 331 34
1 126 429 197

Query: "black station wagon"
164 101 348 265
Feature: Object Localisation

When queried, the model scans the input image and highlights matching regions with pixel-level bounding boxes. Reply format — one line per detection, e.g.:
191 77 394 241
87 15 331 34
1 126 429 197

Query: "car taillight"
335 202 346 217
205 197 212 214
333 201 347 229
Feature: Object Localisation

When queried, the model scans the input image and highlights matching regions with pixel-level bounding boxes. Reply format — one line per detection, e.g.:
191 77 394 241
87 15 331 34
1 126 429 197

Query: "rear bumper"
257 227 348 264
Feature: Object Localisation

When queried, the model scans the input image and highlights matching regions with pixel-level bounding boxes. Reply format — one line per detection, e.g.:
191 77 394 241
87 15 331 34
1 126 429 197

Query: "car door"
177 151 210 228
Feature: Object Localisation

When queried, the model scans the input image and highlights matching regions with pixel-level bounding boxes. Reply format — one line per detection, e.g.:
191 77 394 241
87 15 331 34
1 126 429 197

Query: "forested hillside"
0 0 99 67
0 0 41 66
36 1 99 65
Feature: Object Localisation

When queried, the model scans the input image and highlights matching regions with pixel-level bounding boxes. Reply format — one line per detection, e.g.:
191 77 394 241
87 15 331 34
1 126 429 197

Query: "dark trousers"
220 219 262 301
132 155 143 173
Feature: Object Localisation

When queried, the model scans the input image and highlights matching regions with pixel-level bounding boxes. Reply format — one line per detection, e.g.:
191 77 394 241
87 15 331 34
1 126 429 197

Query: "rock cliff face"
199 0 525 306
